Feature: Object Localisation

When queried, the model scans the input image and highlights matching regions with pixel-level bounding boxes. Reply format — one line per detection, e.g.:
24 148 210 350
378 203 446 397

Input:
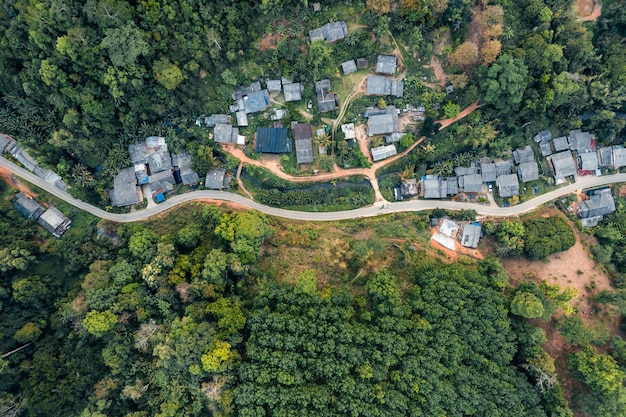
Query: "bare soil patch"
259 32 282 52
0 165 37 198
577 0 601 20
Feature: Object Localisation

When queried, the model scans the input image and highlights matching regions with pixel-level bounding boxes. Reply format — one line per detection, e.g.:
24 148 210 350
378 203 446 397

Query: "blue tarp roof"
255 127 291 153
155 193 165 203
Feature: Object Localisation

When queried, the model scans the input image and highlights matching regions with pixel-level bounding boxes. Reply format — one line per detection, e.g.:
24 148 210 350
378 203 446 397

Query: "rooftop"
204 114 230 127
613 147 626 168
366 75 404 97
341 123 356 139
110 167 141 207
214 123 235 143
147 150 172 174
495 160 512 176
38 206 71 238
539 140 553 157
400 178 418 196
13 192 44 219
149 170 176 195
497 174 519 197
533 130 552 143
232 81 262 101
376 55 397 75
341 59 357 74
256 127 291 153
480 162 497 183
568 129 593 154
172 152 200 185
578 188 615 220
513 145 535 164
423 178 447 199
551 151 577 179
129 142 148 165
205 168 229 190
458 173 483 193
579 152 599 171
517 161 539 182
367 106 399 136
266 79 282 92
293 123 314 164
461 223 481 248
283 82 303 102
244 89 270 114
309 21 348 43
371 144 397 162
553 136 569 152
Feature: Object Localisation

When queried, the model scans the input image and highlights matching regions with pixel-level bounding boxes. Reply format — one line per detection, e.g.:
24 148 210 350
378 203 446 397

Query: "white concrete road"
2 156 625 223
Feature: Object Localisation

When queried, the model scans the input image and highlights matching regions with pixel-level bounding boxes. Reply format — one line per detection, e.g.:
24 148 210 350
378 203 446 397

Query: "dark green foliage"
522 216 575 260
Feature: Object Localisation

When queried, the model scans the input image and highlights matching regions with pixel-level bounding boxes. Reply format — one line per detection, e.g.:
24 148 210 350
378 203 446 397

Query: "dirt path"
332 75 368 141
223 101 480 193
423 31 451 87
236 161 254 200
356 124 373 164
577 0 602 21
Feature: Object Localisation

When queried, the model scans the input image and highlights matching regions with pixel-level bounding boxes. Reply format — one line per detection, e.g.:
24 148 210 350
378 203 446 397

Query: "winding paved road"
2 156 625 223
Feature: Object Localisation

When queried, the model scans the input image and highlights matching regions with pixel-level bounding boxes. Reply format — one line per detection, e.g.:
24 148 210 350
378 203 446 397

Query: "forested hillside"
0 195 558 417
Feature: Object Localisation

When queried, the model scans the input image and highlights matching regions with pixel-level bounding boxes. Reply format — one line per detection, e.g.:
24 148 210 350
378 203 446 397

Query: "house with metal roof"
366 75 404 97
356 58 368 69
315 79 339 112
460 223 481 248
367 107 399 136
341 59 357 74
533 130 552 143
232 81 262 100
539 139 553 157
13 192 44 219
172 153 199 186
149 170 176 197
376 55 397 75
236 111 248 127
214 123 239 144
292 123 314 164
517 161 539 182
256 127 291 153
551 151 577 180
0 133 15 154
455 166 478 177
577 188 616 225
422 177 447 199
371 144 397 162
446 177 459 195
613 147 626 168
205 168 231 190
308 21 348 43
568 129 593 154
458 173 483 193
243 89 270 114
129 142 148 165
146 136 167 152
495 160 512 176
266 79 282 93
497 174 519 197
38 206 71 238
204 114 230 127
553 136 569 152
480 162 497 182
11 146 38 172
513 145 535 164
283 82 303 102
598 146 613 167
147 150 172 174
109 167 142 207
579 152 599 171
385 132 405 144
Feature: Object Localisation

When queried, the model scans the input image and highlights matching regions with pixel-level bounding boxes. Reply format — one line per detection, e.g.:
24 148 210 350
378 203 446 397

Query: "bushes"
523 216 575 260
256 186 374 210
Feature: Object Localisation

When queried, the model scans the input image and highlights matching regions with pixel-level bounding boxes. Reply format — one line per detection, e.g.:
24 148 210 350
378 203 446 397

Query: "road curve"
2 156 625 223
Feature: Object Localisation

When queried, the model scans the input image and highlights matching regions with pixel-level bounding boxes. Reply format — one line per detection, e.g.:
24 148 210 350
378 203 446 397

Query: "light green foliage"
141 243 176 288
399 133 415 148
11 277 46 307
215 211 271 264
83 310 117 337
294 270 317 295
511 291 545 318
153 58 184 90
495 220 525 256
128 228 160 262
559 316 595 347
14 322 42 343
176 224 202 249
483 54 528 111
206 298 246 337
443 101 461 118
0 246 35 272
101 24 148 68
201 340 232 372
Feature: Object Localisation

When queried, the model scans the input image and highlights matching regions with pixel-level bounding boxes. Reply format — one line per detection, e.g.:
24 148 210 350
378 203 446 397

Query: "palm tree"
316 133 332 149
399 165 415 181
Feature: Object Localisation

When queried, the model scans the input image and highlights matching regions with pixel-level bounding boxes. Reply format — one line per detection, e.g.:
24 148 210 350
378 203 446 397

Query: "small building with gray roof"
367 106 399 136
553 136 569 152
356 58 368 69
551 151 577 180
495 160 512 176
266 79 282 93
309 21 348 43
204 114 230 127
205 168 231 190
172 153 199 186
149 170 176 196
568 129 593 154
38 206 71 238
497 174 519 197
283 82 303 102
460 223 481 248
577 188 616 222
533 130 552 143
292 122 314 164
598 147 613 167
371 144 397 162
458 173 483 193
236 111 248 127
613 147 626 168
147 150 172 174
539 140 553 157
422 177 447 199
517 161 539 182
341 59 357 75
513 145 535 164
367 75 404 97
0 133 15 154
214 123 238 144
376 55 397 75
109 167 142 207
480 162 497 183
579 152 599 171
13 192 44 219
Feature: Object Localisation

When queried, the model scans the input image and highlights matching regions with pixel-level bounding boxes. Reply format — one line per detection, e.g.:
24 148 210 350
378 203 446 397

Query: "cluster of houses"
0 134 68 191
431 218 482 251
535 129 626 181
109 136 232 207
13 192 71 238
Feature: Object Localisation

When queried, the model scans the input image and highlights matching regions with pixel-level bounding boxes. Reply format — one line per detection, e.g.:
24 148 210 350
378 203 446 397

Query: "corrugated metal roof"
256 127 291 153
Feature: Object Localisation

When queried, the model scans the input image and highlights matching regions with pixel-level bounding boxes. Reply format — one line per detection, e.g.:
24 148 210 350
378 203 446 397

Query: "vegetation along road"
2 155 626 222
